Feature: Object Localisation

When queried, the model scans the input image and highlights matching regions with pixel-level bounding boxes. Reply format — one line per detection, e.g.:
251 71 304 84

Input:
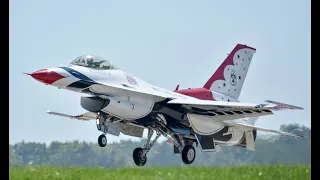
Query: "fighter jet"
27 44 304 166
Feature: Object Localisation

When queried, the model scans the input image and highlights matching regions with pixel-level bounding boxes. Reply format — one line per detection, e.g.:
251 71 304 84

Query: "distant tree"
9 145 22 166
9 123 311 167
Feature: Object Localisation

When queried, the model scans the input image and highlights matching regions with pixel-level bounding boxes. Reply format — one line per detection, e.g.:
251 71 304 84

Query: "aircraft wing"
89 80 171 100
230 122 304 138
47 110 145 138
168 98 261 110
91 80 304 113
167 98 304 111
47 110 97 120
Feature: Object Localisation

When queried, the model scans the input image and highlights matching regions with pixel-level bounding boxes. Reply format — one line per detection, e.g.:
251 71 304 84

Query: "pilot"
86 56 94 68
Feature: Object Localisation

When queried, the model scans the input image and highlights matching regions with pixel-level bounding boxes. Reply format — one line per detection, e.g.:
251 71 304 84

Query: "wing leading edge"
47 110 97 120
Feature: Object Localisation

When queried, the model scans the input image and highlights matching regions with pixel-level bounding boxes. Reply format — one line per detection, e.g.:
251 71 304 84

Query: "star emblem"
223 83 226 87
230 70 237 86
237 55 240 59
239 76 241 80
231 72 236 79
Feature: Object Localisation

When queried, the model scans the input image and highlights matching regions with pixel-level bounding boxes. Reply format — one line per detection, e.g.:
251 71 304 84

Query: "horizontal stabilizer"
265 100 304 110
47 110 97 120
233 123 304 138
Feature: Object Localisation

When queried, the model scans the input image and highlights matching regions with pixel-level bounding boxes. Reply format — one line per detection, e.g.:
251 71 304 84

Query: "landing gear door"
96 119 120 137
195 134 216 152
107 123 121 136
119 123 144 138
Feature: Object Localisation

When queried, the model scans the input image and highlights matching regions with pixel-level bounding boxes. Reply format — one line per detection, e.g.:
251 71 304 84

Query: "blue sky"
9 0 310 144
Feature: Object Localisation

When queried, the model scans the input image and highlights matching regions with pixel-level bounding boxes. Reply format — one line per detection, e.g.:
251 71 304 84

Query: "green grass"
9 165 310 180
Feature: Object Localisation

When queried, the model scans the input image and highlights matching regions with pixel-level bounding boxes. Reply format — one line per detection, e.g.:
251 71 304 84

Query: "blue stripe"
68 80 96 89
59 67 94 82
81 88 104 96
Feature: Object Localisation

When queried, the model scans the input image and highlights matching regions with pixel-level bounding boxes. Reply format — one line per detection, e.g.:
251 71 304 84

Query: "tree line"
9 123 310 167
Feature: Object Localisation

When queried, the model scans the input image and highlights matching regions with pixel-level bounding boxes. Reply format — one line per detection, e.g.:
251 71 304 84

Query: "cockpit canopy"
70 55 117 70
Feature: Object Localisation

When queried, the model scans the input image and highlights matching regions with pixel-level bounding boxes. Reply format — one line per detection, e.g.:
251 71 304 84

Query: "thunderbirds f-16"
27 44 304 166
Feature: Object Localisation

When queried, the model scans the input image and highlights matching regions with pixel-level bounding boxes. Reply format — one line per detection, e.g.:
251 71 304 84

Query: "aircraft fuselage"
30 63 254 148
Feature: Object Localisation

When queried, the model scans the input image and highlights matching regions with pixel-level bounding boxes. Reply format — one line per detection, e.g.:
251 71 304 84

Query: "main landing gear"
173 135 196 165
132 128 196 167
133 129 161 166
181 144 196 164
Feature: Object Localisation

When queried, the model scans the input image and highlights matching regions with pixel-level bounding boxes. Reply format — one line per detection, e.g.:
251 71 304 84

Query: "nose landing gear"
96 112 111 147
98 134 107 147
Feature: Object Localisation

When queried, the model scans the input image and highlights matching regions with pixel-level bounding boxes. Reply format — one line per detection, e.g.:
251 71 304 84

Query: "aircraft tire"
98 134 107 147
133 147 147 166
181 145 196 164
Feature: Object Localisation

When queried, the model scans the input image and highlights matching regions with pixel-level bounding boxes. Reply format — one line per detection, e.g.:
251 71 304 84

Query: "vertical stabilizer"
203 44 256 100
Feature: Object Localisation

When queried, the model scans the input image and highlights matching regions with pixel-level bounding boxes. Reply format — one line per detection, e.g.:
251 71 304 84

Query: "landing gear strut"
96 112 110 147
132 129 161 166
132 126 197 166
158 126 197 165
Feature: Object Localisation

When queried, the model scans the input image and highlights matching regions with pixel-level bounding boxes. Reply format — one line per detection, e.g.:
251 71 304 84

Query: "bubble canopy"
70 55 116 70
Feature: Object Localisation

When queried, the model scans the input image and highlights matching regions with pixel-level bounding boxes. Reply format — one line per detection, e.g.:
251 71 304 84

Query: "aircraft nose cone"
30 69 65 84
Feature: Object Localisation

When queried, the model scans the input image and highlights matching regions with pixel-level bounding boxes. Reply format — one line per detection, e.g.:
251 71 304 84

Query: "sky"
9 0 310 145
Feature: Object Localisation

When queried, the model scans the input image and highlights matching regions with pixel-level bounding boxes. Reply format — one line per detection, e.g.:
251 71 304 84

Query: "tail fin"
203 44 256 100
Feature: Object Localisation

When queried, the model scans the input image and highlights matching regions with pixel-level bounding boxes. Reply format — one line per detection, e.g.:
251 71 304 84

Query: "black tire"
133 147 147 166
181 145 196 164
98 134 107 147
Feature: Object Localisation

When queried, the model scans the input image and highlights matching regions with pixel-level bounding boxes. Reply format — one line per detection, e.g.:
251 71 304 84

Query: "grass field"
9 165 310 180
